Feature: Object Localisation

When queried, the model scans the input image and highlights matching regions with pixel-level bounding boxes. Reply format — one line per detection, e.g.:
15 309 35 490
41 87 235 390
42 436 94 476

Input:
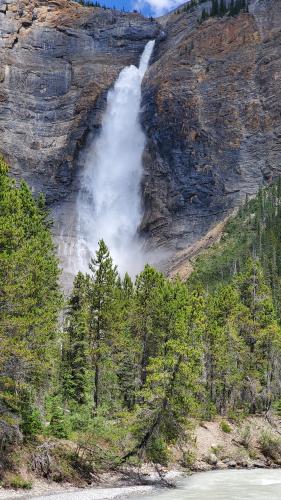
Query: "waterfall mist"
76 40 155 276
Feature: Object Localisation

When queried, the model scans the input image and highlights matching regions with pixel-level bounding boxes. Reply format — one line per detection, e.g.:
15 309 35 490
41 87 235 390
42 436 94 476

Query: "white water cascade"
76 40 155 276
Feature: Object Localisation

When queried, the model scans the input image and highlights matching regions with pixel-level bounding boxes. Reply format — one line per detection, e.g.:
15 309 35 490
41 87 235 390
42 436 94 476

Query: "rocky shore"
1 414 280 499
186 415 281 472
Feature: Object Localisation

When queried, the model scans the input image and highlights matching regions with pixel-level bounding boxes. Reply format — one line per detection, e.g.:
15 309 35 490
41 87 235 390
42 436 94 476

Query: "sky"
87 0 186 17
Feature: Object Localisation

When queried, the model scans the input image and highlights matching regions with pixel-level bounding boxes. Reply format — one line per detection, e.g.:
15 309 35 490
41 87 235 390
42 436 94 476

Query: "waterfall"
76 40 155 276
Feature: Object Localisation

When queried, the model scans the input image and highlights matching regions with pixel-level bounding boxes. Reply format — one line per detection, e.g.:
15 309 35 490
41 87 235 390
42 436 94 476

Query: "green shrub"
226 409 242 423
20 408 42 438
49 407 69 439
228 409 249 424
182 449 196 467
146 437 170 465
211 444 224 458
239 425 251 449
248 448 258 460
273 399 281 416
4 474 32 490
68 404 93 432
220 420 232 433
259 431 281 461
200 402 217 421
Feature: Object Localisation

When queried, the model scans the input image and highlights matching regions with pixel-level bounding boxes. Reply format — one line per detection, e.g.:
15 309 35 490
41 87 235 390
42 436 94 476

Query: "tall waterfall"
76 40 155 275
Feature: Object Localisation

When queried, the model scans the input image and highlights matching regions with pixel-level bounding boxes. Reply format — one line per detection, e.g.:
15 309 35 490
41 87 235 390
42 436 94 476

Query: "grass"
220 420 232 433
239 425 251 449
259 431 281 461
181 449 196 467
3 474 32 490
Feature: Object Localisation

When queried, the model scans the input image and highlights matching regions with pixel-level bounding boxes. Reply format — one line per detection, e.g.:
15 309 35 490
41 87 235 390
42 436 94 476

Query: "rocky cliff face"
0 0 281 277
0 0 158 199
0 0 159 282
141 0 281 258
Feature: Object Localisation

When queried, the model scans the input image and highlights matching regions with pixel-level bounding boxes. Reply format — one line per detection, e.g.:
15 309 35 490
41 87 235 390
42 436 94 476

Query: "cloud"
135 0 186 16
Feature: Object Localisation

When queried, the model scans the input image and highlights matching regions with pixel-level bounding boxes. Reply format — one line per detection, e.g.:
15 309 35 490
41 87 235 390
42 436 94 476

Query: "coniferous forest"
2 157 281 482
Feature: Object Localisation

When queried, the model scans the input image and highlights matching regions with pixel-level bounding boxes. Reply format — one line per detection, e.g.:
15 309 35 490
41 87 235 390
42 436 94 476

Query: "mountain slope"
189 178 281 321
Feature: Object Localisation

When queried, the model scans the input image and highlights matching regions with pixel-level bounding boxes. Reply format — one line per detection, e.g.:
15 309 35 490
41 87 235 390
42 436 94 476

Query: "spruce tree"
235 259 281 411
133 266 165 389
88 240 118 410
205 285 245 413
211 0 219 16
0 158 62 443
62 272 91 405
125 280 205 461
219 0 226 16
115 273 137 410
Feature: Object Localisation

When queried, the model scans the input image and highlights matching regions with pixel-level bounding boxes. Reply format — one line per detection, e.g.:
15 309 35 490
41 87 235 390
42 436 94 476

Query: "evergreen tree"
115 273 137 410
201 7 209 21
62 272 91 405
88 240 118 410
0 158 62 444
125 280 205 461
49 398 69 439
229 0 235 15
199 0 248 21
205 285 245 413
211 0 219 16
19 390 43 438
219 0 226 16
235 259 281 411
133 266 166 389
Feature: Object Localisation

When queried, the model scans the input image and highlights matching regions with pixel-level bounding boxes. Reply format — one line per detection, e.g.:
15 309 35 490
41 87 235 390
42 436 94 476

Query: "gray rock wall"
141 0 281 253
0 0 159 201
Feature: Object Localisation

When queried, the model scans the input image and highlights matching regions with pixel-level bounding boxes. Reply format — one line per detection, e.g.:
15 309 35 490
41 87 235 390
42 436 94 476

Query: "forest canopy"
1 157 281 469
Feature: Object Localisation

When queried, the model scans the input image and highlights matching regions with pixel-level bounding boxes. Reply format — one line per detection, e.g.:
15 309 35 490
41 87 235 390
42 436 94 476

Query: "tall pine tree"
88 240 118 411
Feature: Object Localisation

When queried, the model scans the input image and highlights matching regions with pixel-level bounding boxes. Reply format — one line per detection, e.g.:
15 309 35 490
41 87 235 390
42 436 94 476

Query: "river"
34 469 281 500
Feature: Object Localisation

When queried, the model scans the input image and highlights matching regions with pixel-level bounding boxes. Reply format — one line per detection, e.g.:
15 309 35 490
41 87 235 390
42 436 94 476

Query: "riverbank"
0 481 155 500
0 471 180 500
185 414 281 472
1 414 281 498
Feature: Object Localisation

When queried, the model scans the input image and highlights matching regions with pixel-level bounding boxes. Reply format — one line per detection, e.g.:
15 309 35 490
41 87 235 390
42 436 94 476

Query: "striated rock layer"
141 0 281 256
0 0 159 283
0 0 159 200
0 0 281 277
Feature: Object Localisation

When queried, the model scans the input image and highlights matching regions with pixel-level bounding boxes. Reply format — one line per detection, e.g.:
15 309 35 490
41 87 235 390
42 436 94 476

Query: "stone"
0 0 159 203
253 460 267 468
206 453 218 466
141 0 281 260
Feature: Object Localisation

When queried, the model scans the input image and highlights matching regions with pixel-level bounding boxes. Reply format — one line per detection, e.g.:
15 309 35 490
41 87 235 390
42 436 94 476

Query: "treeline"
60 244 205 463
74 0 110 10
1 157 281 468
175 0 249 21
201 0 248 20
191 178 281 321
0 159 62 459
74 0 136 12
175 0 206 15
